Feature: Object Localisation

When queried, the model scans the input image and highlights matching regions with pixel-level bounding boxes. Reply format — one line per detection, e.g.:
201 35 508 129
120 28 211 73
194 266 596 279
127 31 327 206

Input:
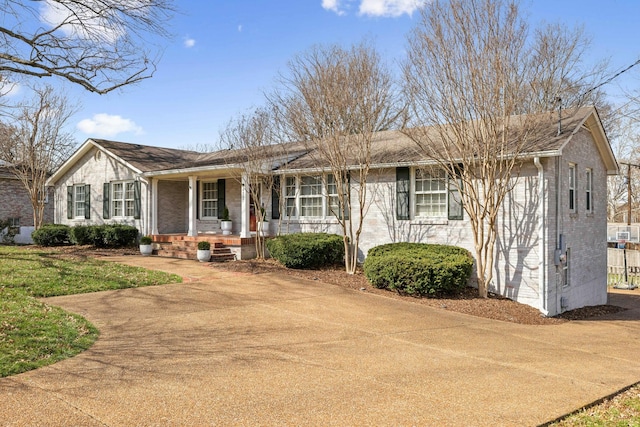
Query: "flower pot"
197 249 211 262
221 220 232 236
139 244 153 256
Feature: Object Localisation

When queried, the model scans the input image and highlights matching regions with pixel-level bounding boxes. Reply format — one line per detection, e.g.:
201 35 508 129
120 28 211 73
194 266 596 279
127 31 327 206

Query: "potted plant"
139 235 153 256
258 206 269 237
220 206 232 235
197 240 211 262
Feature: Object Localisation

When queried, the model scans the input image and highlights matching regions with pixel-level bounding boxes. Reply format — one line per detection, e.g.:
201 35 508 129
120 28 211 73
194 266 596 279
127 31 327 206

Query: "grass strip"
0 246 182 377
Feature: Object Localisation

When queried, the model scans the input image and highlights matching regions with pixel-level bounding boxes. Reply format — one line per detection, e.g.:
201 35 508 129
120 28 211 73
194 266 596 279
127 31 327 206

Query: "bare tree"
0 85 77 229
269 41 404 274
220 108 278 259
606 107 640 223
0 0 173 94
403 0 602 297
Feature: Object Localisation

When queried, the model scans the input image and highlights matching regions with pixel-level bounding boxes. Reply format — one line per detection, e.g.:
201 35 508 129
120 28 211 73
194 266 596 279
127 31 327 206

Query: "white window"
74 185 86 218
112 182 123 217
111 182 136 218
282 174 349 219
201 181 218 218
568 164 576 212
585 168 593 213
415 169 447 218
300 176 323 217
326 174 344 218
285 177 297 217
8 217 20 232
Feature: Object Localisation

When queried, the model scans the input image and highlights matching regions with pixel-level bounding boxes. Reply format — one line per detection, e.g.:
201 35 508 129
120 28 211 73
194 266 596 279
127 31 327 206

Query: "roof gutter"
142 163 244 177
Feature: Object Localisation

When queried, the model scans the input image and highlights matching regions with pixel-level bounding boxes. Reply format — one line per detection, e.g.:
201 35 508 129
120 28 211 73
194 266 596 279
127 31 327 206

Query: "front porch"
149 233 257 261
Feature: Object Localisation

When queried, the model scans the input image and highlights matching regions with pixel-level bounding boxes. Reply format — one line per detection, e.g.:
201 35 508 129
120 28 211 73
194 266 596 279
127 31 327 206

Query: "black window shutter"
67 186 73 219
103 183 110 219
196 180 200 219
396 167 410 220
84 184 91 219
272 176 280 220
448 178 464 220
343 172 351 220
217 179 226 218
134 181 141 220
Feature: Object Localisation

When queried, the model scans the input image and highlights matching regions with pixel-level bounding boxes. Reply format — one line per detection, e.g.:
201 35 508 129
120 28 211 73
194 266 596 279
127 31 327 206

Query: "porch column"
188 175 197 237
241 172 250 238
151 178 159 235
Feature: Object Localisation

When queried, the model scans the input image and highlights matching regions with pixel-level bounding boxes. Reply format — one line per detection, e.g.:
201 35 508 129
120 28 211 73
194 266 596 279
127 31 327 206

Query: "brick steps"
153 239 235 262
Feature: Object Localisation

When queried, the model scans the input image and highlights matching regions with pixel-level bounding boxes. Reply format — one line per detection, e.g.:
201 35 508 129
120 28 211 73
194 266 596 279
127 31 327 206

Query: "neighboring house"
46 106 617 316
0 166 54 243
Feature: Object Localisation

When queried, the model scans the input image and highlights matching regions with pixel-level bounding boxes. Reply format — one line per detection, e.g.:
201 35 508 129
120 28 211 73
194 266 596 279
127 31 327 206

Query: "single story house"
0 166 54 243
47 106 617 316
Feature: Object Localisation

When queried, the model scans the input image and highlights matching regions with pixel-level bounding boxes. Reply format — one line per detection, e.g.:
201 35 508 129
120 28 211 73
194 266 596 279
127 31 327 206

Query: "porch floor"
151 233 255 246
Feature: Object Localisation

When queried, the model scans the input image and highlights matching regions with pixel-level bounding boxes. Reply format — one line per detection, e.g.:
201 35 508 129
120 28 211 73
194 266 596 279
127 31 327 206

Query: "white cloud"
322 0 425 17
322 0 347 15
360 0 426 16
77 113 144 137
238 24 243 32
39 0 125 44
184 37 196 48
0 81 21 98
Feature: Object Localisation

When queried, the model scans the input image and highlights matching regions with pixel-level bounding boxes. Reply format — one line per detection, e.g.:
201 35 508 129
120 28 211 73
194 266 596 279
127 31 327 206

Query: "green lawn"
549 383 640 426
0 246 181 377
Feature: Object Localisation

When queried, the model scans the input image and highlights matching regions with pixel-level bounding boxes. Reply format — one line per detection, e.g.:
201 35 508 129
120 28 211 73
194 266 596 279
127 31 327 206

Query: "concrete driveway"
2 256 640 426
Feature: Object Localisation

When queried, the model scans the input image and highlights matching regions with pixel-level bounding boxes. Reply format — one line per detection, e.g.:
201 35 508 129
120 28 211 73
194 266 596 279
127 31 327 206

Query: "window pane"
75 186 85 217
203 200 217 217
113 200 123 217
286 198 297 217
415 169 447 218
301 176 322 196
301 197 322 217
113 183 123 199
125 182 135 200
201 182 218 217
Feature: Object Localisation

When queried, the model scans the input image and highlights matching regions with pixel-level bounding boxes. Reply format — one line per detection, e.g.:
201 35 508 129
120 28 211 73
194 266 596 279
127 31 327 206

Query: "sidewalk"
2 256 640 426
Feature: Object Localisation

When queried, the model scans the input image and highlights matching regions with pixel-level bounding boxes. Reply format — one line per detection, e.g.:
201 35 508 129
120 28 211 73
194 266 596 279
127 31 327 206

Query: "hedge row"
32 224 139 248
266 232 344 269
363 242 473 296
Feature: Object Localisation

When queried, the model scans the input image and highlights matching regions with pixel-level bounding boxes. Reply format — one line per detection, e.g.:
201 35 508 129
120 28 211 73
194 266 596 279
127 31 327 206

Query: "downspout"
534 157 548 315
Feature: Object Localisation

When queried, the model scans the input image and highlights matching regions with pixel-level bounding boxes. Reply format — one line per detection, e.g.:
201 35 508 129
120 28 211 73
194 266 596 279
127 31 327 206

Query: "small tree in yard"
269 41 404 274
0 85 77 229
403 0 603 297
220 107 278 260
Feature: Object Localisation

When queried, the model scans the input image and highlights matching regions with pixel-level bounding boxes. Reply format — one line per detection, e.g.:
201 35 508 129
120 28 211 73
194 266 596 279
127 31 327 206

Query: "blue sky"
29 0 640 149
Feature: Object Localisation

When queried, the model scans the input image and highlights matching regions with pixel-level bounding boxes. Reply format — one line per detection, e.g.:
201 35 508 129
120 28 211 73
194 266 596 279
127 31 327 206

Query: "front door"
249 184 258 232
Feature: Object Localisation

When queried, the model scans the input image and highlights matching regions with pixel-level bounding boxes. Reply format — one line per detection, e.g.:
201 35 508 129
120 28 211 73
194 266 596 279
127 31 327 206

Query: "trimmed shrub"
140 235 153 245
266 233 344 269
363 243 473 296
69 225 92 245
197 241 211 250
68 225 139 247
102 224 138 247
31 224 71 247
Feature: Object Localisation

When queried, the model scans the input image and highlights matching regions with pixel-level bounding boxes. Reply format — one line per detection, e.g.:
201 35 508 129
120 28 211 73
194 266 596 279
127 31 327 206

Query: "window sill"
284 217 340 224
411 218 449 226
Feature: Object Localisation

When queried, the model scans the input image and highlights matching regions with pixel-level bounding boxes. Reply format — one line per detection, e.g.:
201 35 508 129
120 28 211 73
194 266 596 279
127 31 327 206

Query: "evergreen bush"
266 233 344 269
31 225 71 246
363 243 473 296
